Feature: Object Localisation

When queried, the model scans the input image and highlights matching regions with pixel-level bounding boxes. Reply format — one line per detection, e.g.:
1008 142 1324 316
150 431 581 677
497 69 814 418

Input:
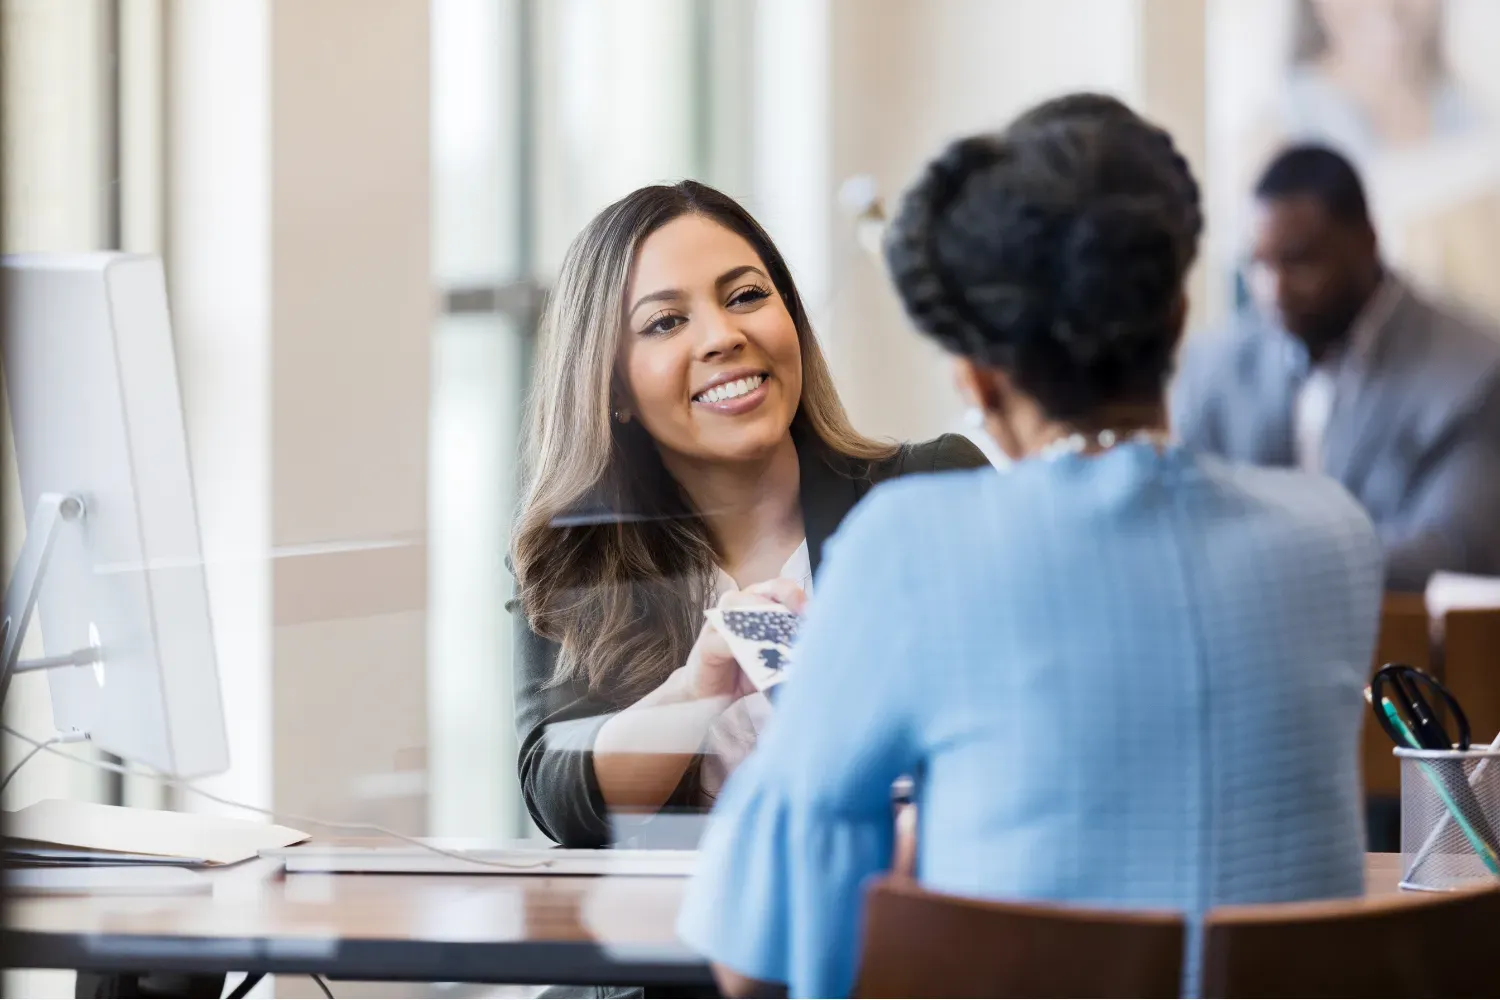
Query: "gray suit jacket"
1171 278 1500 590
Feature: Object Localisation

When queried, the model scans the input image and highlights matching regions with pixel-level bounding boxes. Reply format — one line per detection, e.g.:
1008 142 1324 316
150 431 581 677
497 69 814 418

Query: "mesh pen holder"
1397 744 1500 892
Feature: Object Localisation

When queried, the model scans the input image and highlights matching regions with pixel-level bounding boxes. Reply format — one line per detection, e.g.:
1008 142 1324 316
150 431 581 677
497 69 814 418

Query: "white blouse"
699 539 811 804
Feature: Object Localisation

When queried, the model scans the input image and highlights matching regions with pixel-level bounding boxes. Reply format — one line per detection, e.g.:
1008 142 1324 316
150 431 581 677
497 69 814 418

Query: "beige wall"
168 0 431 830
787 0 1208 444
268 0 430 827
1141 0 1210 325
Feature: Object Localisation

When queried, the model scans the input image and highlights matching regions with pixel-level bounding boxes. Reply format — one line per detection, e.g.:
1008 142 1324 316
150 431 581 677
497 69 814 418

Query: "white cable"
1 738 60 794
1 730 89 794
1 725 553 870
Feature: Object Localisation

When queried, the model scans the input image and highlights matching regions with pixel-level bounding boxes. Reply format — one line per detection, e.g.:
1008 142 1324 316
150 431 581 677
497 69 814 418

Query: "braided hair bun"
883 94 1201 422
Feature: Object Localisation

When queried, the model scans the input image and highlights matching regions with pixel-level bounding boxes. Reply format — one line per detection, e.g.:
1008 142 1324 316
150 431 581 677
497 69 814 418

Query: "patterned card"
704 603 800 693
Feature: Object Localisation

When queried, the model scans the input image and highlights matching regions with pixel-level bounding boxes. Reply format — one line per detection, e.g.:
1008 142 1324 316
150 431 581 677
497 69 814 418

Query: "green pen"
1380 696 1500 876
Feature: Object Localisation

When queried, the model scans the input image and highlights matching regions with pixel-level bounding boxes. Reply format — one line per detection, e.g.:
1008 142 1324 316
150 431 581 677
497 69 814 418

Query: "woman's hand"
595 578 807 813
677 578 808 702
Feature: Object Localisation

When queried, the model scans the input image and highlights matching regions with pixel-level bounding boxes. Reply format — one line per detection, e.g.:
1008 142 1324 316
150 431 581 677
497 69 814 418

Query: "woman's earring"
612 409 629 424
963 406 986 430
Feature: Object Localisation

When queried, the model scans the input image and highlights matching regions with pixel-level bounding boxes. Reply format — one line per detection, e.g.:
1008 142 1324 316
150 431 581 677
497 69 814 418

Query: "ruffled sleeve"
676 749 904 996
676 483 931 997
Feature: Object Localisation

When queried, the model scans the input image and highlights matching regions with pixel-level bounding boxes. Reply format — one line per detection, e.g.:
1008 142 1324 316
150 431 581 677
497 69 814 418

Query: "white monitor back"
2 253 229 779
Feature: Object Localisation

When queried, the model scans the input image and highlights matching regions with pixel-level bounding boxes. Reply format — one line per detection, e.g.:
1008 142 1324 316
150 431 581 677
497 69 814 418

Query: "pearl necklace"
1034 429 1172 462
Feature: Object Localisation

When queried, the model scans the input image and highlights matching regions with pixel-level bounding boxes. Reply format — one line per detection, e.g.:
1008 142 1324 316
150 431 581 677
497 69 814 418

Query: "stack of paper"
3 799 308 867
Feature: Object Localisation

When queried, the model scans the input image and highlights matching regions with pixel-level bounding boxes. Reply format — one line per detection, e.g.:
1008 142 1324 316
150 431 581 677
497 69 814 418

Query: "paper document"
1426 572 1500 617
3 844 209 866
6 866 211 896
1425 572 1500 641
6 799 308 866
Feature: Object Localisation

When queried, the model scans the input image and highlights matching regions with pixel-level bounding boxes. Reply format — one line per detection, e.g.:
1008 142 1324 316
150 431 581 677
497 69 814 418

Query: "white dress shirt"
699 539 811 803
1293 276 1402 473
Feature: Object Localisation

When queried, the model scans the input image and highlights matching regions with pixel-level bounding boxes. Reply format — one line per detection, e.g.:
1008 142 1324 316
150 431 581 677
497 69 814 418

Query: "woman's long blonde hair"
513 181 893 700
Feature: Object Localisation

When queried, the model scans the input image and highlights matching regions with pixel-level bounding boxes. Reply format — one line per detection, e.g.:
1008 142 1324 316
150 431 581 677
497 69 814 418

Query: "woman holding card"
509 182 985 849
679 95 1383 998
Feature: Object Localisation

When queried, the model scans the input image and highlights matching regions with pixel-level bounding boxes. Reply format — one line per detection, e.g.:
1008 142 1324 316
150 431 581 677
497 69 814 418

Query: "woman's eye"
728 285 771 308
643 313 686 336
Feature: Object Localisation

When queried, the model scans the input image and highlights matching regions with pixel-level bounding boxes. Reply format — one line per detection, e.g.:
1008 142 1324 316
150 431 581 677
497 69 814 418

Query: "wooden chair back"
1202 881 1500 996
853 877 1184 998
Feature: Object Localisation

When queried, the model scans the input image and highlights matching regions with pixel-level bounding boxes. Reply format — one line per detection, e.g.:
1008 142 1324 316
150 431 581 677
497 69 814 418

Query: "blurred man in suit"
1173 144 1500 591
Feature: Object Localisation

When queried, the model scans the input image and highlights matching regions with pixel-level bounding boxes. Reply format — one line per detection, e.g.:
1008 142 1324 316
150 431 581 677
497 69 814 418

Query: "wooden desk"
1365 850 1403 895
1 853 1412 989
3 858 714 989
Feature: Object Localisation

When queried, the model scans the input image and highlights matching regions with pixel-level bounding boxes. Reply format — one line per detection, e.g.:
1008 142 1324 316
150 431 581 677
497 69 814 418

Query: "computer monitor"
1 253 229 779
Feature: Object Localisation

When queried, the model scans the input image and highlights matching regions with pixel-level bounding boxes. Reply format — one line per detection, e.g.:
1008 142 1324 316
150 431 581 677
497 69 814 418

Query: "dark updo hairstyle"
883 93 1202 424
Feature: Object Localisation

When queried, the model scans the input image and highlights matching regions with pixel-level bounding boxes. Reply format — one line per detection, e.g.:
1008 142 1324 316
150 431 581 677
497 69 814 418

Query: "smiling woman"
509 182 987 847
617 221 805 468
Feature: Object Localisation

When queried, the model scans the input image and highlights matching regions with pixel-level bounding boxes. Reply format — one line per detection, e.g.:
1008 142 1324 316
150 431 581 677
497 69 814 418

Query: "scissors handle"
1371 664 1471 751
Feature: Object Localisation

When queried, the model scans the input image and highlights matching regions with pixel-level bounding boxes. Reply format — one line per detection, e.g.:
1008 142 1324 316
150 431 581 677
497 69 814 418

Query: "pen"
1379 696 1500 876
1389 672 1448 749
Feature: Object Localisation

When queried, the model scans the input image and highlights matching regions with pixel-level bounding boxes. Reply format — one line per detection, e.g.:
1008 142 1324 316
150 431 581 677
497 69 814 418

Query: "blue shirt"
677 444 1383 997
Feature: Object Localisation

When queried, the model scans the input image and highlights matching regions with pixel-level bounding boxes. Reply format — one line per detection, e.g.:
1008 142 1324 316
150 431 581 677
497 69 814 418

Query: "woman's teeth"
695 374 766 404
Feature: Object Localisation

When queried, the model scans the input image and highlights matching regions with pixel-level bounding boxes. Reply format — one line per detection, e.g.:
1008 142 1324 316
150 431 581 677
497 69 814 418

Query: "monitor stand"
0 492 101 709
1 493 302 886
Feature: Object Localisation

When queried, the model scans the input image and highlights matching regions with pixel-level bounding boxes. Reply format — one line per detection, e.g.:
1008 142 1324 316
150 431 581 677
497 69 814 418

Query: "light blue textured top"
677 444 1383 998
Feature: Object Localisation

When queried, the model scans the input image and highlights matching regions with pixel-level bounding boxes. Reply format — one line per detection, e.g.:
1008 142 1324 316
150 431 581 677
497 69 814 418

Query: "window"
427 0 747 838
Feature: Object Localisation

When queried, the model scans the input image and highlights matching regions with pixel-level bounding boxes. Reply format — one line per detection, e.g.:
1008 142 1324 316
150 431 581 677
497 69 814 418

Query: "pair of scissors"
1370 663 1471 751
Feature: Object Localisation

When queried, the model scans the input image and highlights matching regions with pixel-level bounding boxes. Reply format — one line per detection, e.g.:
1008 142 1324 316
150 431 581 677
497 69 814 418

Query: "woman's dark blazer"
512 432 988 847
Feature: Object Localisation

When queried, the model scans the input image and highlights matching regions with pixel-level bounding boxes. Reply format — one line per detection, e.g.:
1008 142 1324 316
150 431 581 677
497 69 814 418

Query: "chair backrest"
853 877 1184 998
1366 594 1433 797
1202 881 1500 997
1444 608 1500 748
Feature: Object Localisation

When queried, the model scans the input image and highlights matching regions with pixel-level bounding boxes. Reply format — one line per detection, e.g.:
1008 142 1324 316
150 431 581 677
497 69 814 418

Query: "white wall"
166 0 274 816
531 0 701 275
1 0 114 813
426 0 527 842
